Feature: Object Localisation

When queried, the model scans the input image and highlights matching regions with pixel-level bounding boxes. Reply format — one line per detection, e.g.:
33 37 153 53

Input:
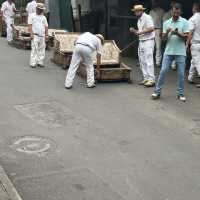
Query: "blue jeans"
155 55 186 96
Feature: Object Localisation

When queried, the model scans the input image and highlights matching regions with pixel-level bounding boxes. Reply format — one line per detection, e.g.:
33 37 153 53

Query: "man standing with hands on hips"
28 3 48 68
152 3 189 102
130 5 155 87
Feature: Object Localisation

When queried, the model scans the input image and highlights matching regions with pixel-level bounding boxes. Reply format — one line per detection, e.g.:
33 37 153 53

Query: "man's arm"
45 26 48 41
162 28 172 41
187 31 193 46
28 24 33 38
138 27 154 35
187 19 194 45
172 29 188 41
130 27 154 36
173 20 189 41
45 26 48 37
13 4 17 13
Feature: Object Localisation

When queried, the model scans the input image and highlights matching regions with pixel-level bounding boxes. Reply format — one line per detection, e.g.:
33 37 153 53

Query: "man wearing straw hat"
65 32 104 89
130 5 155 87
28 3 48 68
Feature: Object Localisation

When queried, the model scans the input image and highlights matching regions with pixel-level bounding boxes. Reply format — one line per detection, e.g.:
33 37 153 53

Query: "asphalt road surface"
0 38 200 200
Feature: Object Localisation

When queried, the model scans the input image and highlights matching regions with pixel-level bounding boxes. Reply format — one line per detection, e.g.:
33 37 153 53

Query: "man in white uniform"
188 3 200 86
28 3 48 68
1 0 16 42
149 0 164 67
130 5 155 87
26 0 37 23
65 32 104 89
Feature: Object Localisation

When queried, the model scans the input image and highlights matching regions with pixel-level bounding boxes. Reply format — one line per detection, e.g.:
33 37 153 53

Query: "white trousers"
65 44 95 88
30 35 46 66
155 29 162 65
188 43 200 81
5 17 14 42
138 39 155 81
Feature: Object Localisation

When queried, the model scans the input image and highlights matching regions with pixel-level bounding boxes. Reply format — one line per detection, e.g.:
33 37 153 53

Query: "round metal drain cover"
11 136 56 155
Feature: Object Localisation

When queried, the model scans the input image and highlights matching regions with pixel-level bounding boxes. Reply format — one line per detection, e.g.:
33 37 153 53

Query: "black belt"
34 33 44 37
76 43 93 50
192 41 200 44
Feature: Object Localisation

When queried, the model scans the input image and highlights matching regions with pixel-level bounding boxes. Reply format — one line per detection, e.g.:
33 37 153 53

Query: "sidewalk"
0 166 22 200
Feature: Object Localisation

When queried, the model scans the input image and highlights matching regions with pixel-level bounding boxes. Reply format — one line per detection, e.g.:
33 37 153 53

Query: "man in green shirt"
152 3 189 102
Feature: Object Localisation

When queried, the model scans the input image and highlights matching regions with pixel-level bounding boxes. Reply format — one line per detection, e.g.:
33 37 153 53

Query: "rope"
120 39 138 53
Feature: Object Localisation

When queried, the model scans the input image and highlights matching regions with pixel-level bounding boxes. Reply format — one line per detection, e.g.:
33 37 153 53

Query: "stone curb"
0 166 22 200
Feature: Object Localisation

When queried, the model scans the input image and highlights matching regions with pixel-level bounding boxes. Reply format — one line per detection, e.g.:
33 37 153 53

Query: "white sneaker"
87 84 96 88
177 95 186 102
188 77 194 84
151 93 160 100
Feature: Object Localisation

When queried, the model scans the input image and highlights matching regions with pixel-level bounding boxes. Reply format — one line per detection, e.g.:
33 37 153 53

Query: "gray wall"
49 0 61 28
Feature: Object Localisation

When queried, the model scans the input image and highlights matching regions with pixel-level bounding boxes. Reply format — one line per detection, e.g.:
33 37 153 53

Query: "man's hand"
130 27 139 35
45 35 48 42
30 34 34 40
96 68 100 80
171 28 179 35
171 28 188 40
167 28 172 34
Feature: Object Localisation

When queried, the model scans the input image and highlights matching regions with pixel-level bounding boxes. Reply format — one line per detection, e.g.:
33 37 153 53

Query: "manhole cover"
10 136 56 155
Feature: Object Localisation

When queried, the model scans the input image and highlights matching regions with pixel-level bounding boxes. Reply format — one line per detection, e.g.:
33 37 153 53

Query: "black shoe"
188 81 195 84
65 86 72 90
30 65 36 68
38 64 45 68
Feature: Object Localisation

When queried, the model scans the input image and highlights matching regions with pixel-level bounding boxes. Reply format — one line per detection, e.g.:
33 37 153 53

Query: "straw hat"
131 5 146 12
37 3 46 10
96 34 105 44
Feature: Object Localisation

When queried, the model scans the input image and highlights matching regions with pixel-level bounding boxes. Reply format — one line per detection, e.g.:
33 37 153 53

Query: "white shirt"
28 13 48 37
189 12 200 43
137 12 155 41
149 7 165 29
1 0 16 18
76 32 103 54
26 0 37 16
